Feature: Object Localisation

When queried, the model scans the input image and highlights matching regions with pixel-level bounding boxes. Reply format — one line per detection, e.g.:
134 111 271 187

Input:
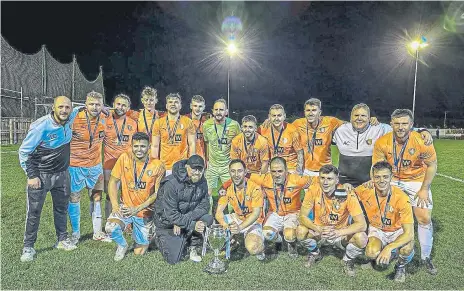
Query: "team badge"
388 205 394 213
408 148 415 155
147 170 153 177
319 127 326 133
334 200 340 210
287 187 294 192
366 139 372 145
245 195 251 201
127 125 132 131
180 124 184 130
283 138 288 144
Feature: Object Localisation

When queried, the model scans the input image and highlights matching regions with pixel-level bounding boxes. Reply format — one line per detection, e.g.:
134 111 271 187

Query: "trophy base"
204 258 227 274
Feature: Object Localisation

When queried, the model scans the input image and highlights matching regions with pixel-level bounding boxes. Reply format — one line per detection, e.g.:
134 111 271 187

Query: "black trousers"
23 170 70 248
155 214 213 264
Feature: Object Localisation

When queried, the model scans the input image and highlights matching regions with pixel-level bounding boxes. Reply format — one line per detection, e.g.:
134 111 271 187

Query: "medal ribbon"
85 111 101 149
112 114 126 145
133 156 149 190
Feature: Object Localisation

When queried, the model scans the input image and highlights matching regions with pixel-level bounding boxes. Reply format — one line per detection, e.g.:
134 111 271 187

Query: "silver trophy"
203 224 227 274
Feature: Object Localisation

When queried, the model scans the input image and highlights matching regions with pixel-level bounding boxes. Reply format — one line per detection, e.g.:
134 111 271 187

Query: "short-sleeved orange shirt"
185 113 210 160
231 133 270 173
258 122 302 171
103 113 138 170
355 185 414 232
152 115 195 170
292 116 344 171
249 173 314 216
302 184 363 229
70 110 106 167
372 131 437 182
111 152 165 218
218 179 264 223
137 109 165 139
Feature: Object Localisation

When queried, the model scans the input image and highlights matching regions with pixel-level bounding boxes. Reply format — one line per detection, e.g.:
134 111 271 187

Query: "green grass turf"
1 140 464 289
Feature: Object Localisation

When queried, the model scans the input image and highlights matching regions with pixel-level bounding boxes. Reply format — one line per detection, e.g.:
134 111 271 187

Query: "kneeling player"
297 165 367 277
105 132 165 261
355 161 414 283
216 159 265 260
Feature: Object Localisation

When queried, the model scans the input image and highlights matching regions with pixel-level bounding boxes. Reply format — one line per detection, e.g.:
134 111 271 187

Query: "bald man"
19 96 83 262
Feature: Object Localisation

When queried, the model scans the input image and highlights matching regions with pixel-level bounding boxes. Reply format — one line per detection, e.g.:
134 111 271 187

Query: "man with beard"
103 94 138 218
19 96 81 262
105 132 165 261
259 104 304 175
68 91 111 243
297 165 367 277
216 159 266 260
152 93 196 176
373 109 438 275
355 162 415 283
333 103 432 187
231 115 270 174
202 99 241 209
153 155 213 264
185 95 211 160
247 157 315 258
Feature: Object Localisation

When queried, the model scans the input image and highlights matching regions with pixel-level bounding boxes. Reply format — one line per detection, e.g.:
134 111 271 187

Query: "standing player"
202 99 241 204
19 96 80 262
373 109 438 275
152 93 196 176
248 157 315 258
103 94 138 218
68 91 110 243
355 162 415 283
215 159 266 260
292 98 345 176
297 165 367 277
136 86 164 140
259 104 303 175
105 132 165 261
231 115 270 174
185 95 211 160
334 103 432 187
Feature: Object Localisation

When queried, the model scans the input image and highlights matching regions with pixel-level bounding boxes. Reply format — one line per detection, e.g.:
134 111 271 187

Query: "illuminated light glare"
227 43 238 55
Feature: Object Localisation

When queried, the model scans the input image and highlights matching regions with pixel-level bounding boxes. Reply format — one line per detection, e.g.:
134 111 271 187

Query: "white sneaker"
20 247 36 262
70 232 80 245
55 238 77 251
114 244 128 261
93 232 112 242
189 247 202 262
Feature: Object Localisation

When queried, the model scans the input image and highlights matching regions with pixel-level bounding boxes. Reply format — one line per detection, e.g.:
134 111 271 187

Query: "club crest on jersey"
314 139 323 146
283 138 288 144
329 213 339 221
366 139 372 145
99 131 105 138
180 124 184 130
408 148 415 155
334 201 340 210
319 127 326 133
127 125 133 131
245 195 251 201
175 134 182 142
283 197 292 204
287 187 294 192
196 133 203 140
147 170 153 177
388 205 394 213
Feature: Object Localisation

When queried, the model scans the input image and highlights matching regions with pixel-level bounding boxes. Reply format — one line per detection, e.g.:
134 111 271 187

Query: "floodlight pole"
412 49 419 119
227 55 231 111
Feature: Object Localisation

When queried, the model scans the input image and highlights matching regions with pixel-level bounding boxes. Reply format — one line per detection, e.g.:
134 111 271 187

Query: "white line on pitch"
437 173 464 183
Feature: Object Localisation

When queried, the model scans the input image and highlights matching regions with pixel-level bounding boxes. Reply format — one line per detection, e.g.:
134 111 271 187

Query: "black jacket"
153 159 210 230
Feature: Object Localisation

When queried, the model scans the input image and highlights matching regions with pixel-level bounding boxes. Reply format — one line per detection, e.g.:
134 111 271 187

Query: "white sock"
92 201 102 234
343 243 364 261
418 222 433 259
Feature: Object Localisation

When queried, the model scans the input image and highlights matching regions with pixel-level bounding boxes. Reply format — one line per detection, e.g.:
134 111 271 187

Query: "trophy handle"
201 227 211 257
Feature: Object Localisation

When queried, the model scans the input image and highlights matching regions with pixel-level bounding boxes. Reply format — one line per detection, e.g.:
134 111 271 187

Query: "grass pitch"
1 140 463 289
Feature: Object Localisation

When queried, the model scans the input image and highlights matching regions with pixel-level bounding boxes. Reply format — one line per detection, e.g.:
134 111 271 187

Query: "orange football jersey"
231 133 270 173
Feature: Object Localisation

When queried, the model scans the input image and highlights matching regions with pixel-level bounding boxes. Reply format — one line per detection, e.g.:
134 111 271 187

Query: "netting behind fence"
0 35 104 119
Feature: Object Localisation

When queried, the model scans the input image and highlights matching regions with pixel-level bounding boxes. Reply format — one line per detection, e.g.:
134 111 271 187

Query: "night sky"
2 1 463 126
